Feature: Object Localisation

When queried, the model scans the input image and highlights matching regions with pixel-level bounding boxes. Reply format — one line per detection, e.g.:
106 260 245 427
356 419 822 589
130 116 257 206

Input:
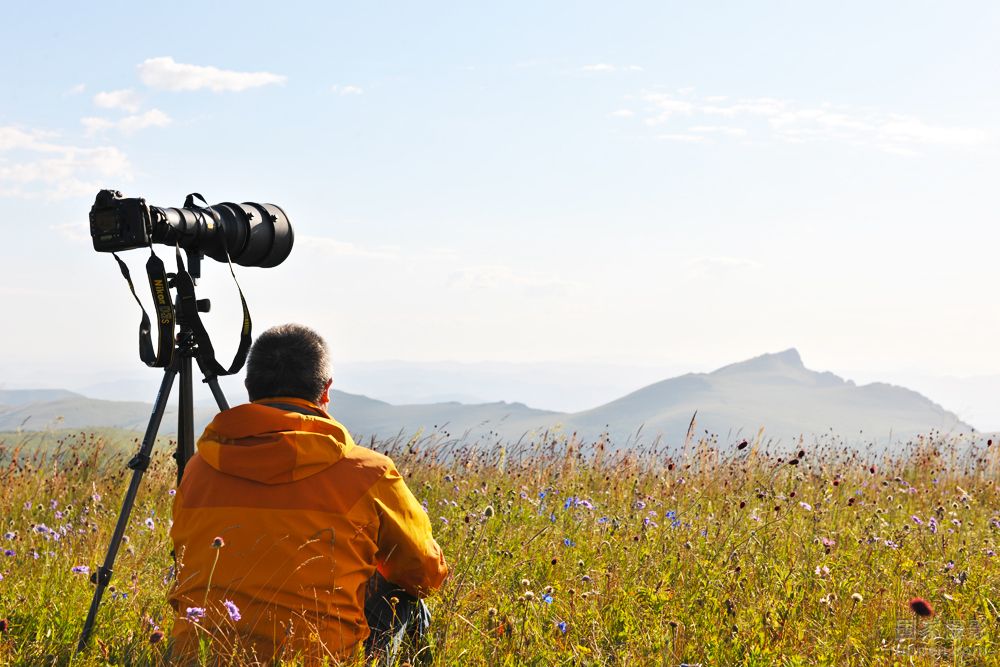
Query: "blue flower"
542 594 554 604
185 606 205 622
557 621 567 634
539 490 547 499
563 538 574 547
223 599 242 622
563 497 575 510
597 517 608 524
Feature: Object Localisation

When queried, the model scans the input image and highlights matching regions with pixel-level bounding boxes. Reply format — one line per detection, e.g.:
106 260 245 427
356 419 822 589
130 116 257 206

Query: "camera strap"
113 250 175 367
171 242 252 377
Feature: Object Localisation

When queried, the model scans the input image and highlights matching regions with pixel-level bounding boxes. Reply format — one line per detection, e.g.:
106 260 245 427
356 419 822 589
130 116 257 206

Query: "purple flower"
71 565 90 575
92 493 101 503
185 607 205 621
799 502 812 511
911 515 923 526
144 518 155 530
578 500 594 510
23 501 31 510
439 517 448 525
634 501 646 510
50 500 58 510
168 489 176 496
54 511 63 520
3 532 13 540
223 599 241 622
644 517 658 528
3 549 14 557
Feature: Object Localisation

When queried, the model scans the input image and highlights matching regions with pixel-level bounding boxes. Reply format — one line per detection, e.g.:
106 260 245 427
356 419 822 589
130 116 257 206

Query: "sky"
1 2 999 425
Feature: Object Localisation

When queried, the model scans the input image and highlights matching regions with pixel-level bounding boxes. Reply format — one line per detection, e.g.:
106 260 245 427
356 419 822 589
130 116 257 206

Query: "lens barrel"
151 201 293 268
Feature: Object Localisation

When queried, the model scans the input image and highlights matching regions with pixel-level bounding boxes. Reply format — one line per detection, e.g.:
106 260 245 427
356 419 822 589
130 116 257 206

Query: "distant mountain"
559 349 971 444
1 349 975 448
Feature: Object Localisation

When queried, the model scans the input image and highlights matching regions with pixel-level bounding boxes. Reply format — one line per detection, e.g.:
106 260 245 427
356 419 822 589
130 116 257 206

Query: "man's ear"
320 377 333 404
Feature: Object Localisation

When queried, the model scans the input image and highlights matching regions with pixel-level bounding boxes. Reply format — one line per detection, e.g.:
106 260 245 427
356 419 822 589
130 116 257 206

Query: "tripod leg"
176 352 195 484
77 365 178 652
204 375 230 412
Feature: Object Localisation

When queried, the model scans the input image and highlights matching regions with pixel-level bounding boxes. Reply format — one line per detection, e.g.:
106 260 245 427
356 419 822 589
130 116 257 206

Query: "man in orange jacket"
169 324 448 664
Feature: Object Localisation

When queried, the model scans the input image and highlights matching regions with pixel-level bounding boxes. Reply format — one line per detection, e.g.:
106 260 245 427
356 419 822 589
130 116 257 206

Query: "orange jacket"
168 397 447 663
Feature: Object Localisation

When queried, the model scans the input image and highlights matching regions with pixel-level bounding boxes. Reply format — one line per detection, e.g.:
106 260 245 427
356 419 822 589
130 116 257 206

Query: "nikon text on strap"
113 250 175 367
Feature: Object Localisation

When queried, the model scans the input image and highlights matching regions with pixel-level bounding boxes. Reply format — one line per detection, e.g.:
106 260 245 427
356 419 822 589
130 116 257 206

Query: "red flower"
908 597 934 618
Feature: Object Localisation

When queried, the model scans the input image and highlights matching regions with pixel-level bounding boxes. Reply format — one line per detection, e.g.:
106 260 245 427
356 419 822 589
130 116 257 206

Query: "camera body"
90 190 154 252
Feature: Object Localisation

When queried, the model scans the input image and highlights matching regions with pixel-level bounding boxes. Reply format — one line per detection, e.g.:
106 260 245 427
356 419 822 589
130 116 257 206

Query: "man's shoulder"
342 443 395 476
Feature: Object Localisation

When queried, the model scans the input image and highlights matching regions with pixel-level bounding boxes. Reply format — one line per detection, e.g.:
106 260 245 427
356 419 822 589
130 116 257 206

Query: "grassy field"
0 428 998 665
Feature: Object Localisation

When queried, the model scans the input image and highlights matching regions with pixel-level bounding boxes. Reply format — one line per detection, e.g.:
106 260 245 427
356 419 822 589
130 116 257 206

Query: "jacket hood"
196 397 354 485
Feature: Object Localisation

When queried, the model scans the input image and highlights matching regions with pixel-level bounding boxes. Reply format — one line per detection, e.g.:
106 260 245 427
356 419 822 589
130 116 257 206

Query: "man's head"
245 324 332 405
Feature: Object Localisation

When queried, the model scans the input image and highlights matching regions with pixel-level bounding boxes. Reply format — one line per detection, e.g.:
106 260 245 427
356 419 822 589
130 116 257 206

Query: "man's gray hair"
245 324 331 402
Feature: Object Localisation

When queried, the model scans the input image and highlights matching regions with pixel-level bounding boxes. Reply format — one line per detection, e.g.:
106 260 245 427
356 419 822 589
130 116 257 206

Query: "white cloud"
137 56 286 92
298 235 397 260
656 133 705 143
582 63 643 73
688 125 747 137
633 90 993 154
93 88 142 112
609 109 635 118
447 265 580 296
82 109 172 136
67 83 86 95
331 84 364 96
685 256 763 281
0 125 132 199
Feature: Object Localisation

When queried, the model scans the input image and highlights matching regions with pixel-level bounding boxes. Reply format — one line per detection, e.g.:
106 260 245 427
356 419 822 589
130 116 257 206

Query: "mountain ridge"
0 349 975 446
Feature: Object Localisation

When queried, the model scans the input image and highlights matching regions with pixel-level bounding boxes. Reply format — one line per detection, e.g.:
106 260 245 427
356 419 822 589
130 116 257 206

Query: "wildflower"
820 537 836 548
597 517 608 524
799 502 812 511
168 489 176 496
563 538 574 547
542 594 554 604
634 501 646 510
439 517 448 525
928 516 938 534
556 620 567 633
644 517 658 528
581 574 591 582
483 505 495 518
908 598 934 618
814 565 830 578
149 629 164 644
210 535 225 549
3 532 13 541
144 518 155 530
50 500 58 510
23 501 31 510
186 607 206 621
944 560 955 571
911 515 923 526
520 578 530 588
851 593 863 603
523 591 535 601
3 549 13 557
224 599 241 622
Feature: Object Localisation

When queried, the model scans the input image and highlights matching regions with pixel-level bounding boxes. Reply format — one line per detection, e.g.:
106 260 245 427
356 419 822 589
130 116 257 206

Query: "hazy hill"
1 349 974 447
560 349 970 445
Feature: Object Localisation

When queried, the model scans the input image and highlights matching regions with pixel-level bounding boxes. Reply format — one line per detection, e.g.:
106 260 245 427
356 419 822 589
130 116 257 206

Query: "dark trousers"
363 572 432 665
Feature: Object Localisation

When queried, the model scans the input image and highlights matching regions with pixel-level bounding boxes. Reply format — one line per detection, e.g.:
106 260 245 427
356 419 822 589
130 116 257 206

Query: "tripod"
77 290 231 652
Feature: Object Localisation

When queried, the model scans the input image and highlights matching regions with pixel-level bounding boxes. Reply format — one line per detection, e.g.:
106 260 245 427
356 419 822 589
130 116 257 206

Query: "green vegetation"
0 430 998 665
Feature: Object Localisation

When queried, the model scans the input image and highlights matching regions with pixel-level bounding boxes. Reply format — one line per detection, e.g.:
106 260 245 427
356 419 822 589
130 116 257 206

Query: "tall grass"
0 428 997 665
